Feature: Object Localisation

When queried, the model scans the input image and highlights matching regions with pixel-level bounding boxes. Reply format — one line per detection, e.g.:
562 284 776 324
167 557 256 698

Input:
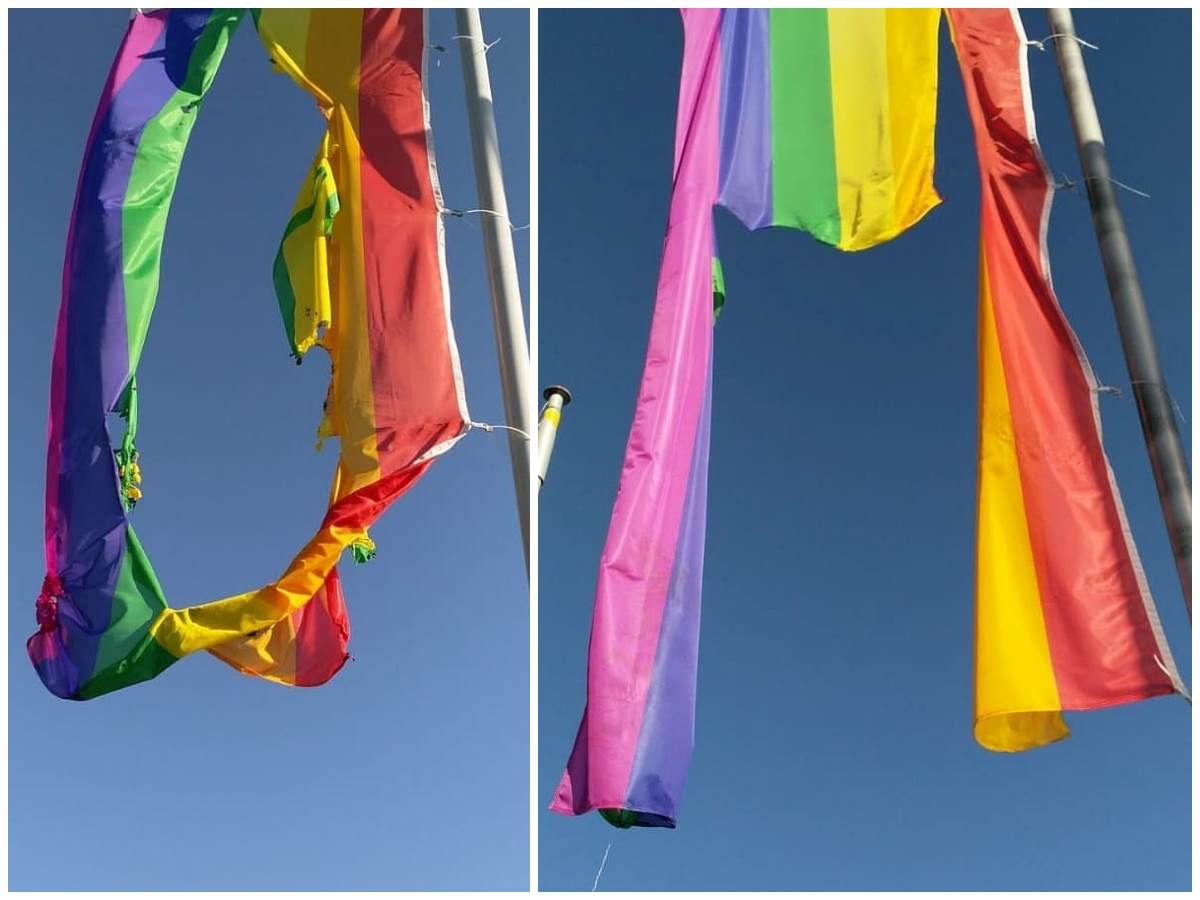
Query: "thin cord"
1130 380 1188 426
443 206 530 233
1154 654 1191 703
1085 175 1151 199
1055 174 1151 200
451 34 502 53
1026 32 1099 52
469 420 531 441
591 842 613 892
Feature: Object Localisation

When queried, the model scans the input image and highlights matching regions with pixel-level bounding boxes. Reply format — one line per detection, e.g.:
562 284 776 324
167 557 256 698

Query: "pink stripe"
111 14 166 98
553 9 723 811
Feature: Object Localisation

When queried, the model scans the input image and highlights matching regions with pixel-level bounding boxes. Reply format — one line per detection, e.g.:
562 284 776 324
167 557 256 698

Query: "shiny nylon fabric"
31 8 467 699
717 8 941 250
31 9 244 699
553 6 942 830
948 9 1182 751
203 8 469 685
551 9 720 830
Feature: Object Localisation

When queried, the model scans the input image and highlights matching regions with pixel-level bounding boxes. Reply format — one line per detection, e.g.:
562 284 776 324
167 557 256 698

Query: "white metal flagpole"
455 8 532 574
537 386 572 493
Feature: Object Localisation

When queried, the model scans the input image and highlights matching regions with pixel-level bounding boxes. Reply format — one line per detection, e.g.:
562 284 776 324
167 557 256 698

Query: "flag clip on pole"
538 385 572 494
455 8 532 575
1047 8 1192 619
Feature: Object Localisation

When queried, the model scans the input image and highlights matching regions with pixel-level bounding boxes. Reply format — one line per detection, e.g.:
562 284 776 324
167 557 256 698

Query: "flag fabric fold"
948 8 1184 751
31 8 468 700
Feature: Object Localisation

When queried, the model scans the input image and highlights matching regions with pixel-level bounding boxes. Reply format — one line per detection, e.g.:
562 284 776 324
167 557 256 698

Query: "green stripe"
272 200 322 357
599 809 638 829
80 526 178 699
122 10 244 376
712 256 726 321
91 526 166 676
769 9 840 244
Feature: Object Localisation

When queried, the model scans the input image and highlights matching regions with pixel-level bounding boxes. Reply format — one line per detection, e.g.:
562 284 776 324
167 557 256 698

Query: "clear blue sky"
539 9 1191 891
9 9 528 891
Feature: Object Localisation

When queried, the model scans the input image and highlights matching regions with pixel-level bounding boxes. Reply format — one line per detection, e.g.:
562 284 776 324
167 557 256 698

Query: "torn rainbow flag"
31 8 468 699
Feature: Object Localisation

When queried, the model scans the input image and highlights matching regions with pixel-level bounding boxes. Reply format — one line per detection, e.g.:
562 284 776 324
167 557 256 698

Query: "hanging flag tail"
550 9 721 829
949 8 1185 751
553 7 945 827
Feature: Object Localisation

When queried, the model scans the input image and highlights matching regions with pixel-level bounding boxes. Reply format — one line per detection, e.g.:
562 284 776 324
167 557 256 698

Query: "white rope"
1055 174 1151 200
591 842 612 892
442 207 530 233
1026 32 1099 52
469 420 531 441
451 34 501 53
1154 654 1191 703
1130 380 1188 426
1087 175 1151 199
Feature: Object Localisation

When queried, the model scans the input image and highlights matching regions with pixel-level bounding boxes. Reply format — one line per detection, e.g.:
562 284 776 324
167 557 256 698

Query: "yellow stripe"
975 253 1068 751
279 151 337 357
314 12 382 498
149 524 366 658
827 9 941 251
183 10 376 682
255 10 326 104
543 407 561 427
884 9 941 243
827 9 893 250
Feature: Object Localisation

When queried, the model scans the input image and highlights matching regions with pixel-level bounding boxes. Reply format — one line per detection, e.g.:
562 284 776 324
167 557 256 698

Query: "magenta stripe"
551 8 723 818
112 14 167 96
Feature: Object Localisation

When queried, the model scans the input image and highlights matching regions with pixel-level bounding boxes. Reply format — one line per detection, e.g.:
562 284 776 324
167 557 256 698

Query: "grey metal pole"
456 8 531 574
1047 8 1191 617
537 386 572 493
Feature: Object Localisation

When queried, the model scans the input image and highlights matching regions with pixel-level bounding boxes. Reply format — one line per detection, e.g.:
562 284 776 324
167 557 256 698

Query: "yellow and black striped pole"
537 386 572 494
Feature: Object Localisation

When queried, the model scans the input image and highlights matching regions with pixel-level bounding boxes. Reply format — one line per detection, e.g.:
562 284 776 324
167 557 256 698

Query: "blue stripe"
624 347 714 826
717 8 773 229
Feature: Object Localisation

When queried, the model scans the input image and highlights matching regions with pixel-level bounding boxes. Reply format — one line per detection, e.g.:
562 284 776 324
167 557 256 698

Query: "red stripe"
358 9 465 477
952 9 1173 709
292 568 351 687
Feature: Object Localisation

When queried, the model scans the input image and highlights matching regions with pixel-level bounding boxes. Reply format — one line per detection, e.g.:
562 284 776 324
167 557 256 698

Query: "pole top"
543 385 573 405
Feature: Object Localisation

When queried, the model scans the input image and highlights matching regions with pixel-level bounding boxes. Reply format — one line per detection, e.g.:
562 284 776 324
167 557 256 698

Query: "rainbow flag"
552 8 941 829
948 9 1185 750
718 8 941 250
30 8 467 699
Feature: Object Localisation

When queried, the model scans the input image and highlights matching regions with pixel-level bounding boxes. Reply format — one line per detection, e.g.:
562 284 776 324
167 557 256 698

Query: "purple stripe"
717 8 773 229
40 11 213 691
550 9 723 821
623 353 712 825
